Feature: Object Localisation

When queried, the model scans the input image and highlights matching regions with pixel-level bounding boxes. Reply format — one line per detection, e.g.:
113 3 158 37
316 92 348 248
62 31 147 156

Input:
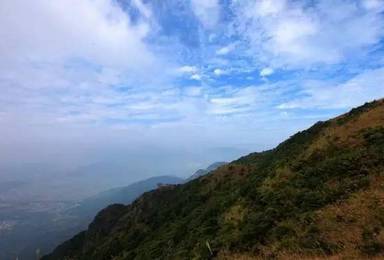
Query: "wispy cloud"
178 66 199 74
232 0 384 68
0 0 157 70
216 44 236 56
0 0 384 181
191 0 220 29
277 67 384 109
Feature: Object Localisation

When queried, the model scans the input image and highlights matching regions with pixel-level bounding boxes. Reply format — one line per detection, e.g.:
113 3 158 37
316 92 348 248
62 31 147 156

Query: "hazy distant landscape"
0 162 224 259
0 200 76 259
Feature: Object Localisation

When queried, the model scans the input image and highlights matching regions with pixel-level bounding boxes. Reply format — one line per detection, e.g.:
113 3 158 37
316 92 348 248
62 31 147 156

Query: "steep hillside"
44 99 384 259
68 176 183 222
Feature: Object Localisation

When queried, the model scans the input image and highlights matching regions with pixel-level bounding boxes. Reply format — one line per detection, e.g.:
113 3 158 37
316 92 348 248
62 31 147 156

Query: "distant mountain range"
186 162 227 181
44 99 384 259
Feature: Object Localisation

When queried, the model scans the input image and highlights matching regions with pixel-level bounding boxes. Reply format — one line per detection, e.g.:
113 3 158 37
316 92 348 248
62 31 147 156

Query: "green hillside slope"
68 175 183 222
44 99 384 259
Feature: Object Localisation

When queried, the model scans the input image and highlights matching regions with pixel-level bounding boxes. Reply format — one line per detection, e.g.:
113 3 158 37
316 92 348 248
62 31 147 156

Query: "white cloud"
233 0 384 68
191 74 202 81
260 67 274 77
253 0 287 16
184 86 203 97
277 67 384 109
191 0 220 29
0 0 176 128
178 65 198 74
208 86 272 115
216 44 235 55
132 0 152 19
362 0 384 11
0 0 155 70
213 68 228 76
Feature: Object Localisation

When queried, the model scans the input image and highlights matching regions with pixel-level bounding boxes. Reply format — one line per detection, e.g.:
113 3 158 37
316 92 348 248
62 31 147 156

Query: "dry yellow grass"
301 99 384 160
217 250 384 259
314 174 384 258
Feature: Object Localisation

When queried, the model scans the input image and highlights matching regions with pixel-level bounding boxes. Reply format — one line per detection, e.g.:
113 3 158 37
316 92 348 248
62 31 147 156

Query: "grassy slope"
44 99 384 260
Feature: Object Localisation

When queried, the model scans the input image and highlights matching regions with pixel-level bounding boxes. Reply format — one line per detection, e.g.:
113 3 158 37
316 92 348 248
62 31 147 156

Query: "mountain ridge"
186 162 227 182
69 175 183 221
44 99 384 259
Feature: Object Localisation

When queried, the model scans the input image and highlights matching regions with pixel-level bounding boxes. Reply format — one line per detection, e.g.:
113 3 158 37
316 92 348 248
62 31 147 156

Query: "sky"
0 0 384 198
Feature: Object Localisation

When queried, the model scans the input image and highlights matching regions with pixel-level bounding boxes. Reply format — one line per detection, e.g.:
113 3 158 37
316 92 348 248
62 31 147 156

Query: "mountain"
186 162 227 181
44 99 384 259
68 176 183 222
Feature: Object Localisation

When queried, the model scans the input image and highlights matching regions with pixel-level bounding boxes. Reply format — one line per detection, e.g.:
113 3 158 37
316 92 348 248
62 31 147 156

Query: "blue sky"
0 0 384 191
